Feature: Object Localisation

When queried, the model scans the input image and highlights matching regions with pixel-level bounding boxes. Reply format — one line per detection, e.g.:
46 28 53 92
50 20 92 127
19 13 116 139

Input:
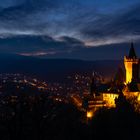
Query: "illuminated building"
123 43 140 100
102 93 119 107
81 43 140 118
124 43 140 84
82 80 120 115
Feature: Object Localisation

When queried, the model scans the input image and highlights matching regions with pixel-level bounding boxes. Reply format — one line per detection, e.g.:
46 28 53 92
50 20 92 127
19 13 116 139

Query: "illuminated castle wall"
124 43 140 84
84 43 140 118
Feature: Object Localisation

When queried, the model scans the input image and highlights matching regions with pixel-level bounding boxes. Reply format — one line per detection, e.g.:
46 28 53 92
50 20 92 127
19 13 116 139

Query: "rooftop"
128 42 137 59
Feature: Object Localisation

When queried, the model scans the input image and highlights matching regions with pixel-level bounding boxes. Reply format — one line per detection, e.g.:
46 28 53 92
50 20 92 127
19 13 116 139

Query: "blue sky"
0 0 140 60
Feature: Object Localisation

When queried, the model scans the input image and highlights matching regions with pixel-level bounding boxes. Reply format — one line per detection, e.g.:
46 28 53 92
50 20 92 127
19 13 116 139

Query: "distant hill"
0 54 123 82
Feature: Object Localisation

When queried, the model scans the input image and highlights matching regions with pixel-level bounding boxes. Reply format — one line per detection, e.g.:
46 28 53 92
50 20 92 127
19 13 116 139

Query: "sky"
0 0 140 60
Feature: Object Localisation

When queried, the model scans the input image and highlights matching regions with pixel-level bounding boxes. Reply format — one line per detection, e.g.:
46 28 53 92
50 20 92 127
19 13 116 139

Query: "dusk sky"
0 0 140 60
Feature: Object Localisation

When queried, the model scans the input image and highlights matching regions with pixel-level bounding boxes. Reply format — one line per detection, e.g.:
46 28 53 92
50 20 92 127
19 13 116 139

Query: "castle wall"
123 91 139 98
103 93 119 108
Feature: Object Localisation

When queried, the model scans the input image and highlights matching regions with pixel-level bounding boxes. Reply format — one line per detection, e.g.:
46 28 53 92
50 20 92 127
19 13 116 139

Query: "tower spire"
129 42 137 58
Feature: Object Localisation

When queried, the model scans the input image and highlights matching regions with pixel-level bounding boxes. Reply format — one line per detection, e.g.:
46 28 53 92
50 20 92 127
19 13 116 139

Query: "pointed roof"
129 42 137 58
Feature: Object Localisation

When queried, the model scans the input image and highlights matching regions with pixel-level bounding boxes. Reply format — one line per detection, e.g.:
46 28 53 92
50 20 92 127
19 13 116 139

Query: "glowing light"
137 94 140 101
124 82 126 85
87 111 93 118
19 51 56 56
103 93 119 108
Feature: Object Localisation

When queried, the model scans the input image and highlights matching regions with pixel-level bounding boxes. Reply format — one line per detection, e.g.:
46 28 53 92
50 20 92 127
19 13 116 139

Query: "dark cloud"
0 0 139 59
0 35 85 55
0 0 25 8
79 4 140 46
0 0 95 35
58 36 84 46
0 0 139 42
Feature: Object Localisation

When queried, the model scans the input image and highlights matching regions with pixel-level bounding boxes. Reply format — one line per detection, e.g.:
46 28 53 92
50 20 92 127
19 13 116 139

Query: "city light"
87 111 93 119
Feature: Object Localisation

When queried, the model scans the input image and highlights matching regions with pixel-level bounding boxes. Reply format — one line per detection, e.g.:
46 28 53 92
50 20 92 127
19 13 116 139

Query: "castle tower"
124 43 140 84
90 72 96 96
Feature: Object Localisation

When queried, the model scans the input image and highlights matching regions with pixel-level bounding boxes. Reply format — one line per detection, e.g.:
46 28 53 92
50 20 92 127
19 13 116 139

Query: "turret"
124 43 140 84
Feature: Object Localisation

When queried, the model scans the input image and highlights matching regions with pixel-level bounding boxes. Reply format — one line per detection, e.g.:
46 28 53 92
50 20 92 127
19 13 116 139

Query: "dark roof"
129 43 137 58
127 82 140 92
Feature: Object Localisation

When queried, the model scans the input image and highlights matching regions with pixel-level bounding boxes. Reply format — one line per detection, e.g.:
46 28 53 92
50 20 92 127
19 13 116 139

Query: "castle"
124 43 140 84
83 43 140 118
123 43 140 99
